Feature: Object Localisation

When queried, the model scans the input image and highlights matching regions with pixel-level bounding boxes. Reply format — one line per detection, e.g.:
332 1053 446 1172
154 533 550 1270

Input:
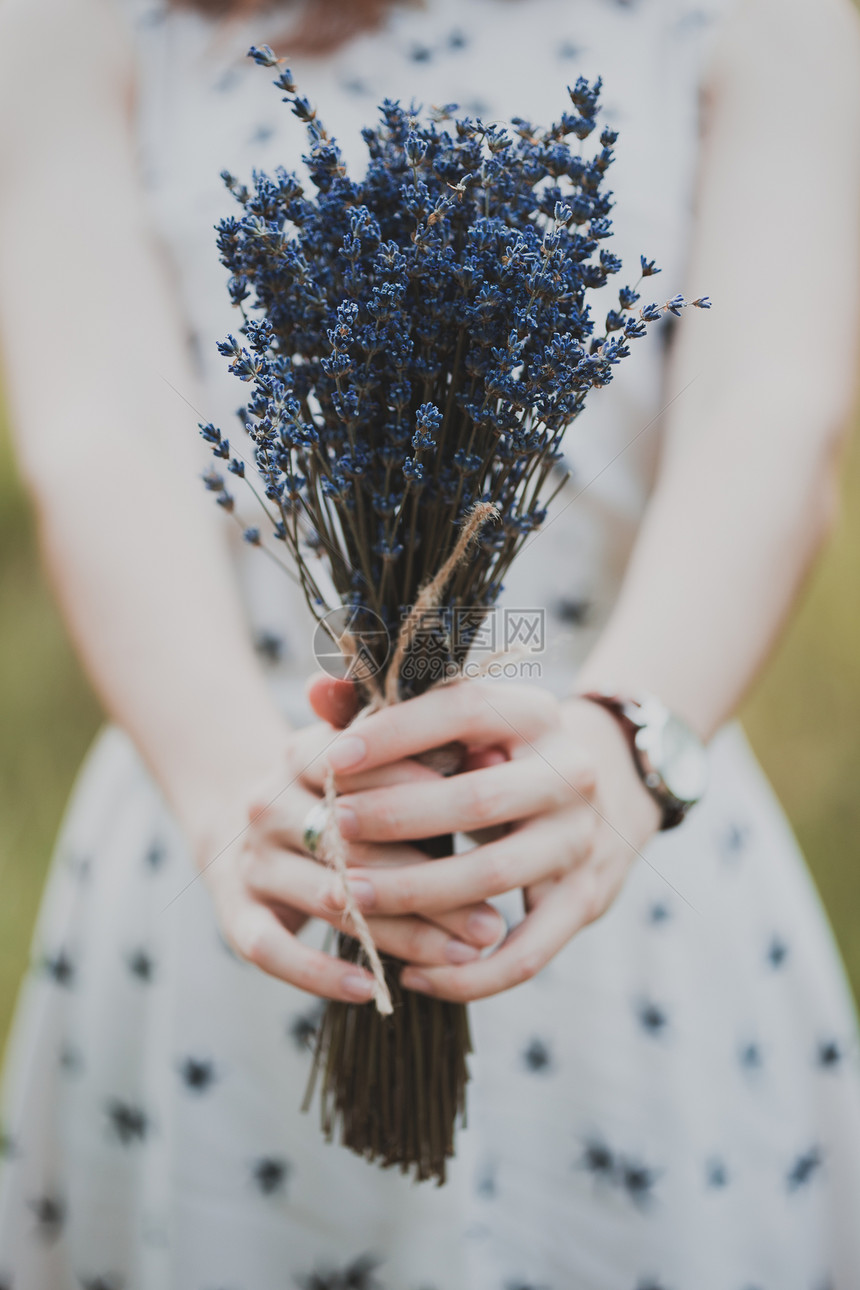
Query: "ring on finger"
302 800 329 857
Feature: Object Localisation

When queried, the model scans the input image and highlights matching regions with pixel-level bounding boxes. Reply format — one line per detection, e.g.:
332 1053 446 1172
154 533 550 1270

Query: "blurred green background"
1 392 860 1056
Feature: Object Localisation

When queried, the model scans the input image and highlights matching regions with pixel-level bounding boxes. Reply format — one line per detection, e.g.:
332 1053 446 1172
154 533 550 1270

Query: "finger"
230 901 376 1002
247 717 437 820
322 858 508 944
325 681 559 775
425 902 506 948
246 840 438 921
398 869 593 1002
284 718 436 793
462 745 508 773
245 846 487 965
238 730 334 835
286 720 347 778
306 674 359 729
248 773 432 862
363 915 482 967
245 845 346 913
334 812 597 914
246 779 323 855
335 751 595 843
301 755 442 795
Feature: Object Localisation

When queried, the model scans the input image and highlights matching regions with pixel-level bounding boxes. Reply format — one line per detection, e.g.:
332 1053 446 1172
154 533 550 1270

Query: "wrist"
570 683 710 831
573 652 711 744
560 696 662 841
162 702 294 847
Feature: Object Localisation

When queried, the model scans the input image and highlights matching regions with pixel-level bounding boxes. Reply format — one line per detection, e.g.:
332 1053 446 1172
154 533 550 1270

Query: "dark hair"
171 0 406 55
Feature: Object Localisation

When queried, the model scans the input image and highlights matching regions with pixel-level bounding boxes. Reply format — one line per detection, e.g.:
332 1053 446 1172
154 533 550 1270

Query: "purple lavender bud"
248 45 279 68
412 402 443 452
402 457 426 486
405 134 428 166
199 422 221 446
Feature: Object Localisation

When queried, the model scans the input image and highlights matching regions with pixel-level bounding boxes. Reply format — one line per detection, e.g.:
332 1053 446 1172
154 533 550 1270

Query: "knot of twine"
318 501 499 1016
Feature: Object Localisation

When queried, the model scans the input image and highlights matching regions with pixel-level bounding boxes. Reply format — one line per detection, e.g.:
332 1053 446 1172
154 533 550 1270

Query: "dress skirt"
2 718 860 1290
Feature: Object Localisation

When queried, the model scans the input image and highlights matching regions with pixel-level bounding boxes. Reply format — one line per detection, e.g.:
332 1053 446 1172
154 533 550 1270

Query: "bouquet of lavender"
200 44 708 1183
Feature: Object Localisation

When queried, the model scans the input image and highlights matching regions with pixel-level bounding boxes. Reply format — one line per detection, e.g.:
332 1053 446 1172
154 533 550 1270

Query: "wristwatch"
578 690 708 830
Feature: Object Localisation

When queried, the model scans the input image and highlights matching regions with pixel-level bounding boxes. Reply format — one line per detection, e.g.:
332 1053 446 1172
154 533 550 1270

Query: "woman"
1 0 860 1286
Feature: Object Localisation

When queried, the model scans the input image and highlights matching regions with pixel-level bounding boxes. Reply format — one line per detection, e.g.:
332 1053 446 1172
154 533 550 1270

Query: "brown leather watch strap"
577 691 688 831
578 691 637 736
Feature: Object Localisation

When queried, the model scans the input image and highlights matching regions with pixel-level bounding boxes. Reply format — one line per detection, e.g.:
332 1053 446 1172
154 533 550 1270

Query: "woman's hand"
194 716 506 1004
316 679 661 1002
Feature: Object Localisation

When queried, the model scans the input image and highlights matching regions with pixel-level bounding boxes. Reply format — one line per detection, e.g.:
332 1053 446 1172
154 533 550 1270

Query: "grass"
0 409 101 1046
742 423 860 992
1 397 860 1053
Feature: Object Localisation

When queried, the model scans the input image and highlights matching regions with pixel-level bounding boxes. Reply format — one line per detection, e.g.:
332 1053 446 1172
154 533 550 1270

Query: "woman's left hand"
315 678 662 1002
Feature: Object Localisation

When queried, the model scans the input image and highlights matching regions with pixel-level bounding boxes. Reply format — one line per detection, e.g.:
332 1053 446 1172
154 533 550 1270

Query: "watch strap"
578 690 689 831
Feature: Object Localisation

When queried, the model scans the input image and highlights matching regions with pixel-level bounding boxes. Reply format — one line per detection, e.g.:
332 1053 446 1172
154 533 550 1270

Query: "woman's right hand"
195 719 506 1003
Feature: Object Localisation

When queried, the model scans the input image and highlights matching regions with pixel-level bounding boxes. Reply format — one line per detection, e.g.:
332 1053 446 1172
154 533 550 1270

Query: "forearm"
574 405 844 741
28 442 291 839
2 182 292 837
576 0 860 742
0 0 289 840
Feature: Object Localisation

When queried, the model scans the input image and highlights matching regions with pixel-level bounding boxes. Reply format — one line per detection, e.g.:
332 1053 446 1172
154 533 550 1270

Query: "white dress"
3 1 860 1287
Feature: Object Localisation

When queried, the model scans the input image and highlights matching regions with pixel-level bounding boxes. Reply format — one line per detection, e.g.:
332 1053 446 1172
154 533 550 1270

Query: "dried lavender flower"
202 53 706 694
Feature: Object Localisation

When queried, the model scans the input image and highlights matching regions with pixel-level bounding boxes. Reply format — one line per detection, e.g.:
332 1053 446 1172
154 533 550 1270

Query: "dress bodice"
118 0 733 714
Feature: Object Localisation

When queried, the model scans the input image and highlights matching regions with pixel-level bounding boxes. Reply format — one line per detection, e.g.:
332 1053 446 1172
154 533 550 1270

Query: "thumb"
306 673 360 729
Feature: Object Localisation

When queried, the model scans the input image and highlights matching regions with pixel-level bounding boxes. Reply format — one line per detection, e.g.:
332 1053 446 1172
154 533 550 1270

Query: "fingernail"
321 880 345 912
401 970 433 995
342 972 375 1002
345 878 375 910
445 939 480 965
328 736 366 772
334 804 359 838
467 910 504 944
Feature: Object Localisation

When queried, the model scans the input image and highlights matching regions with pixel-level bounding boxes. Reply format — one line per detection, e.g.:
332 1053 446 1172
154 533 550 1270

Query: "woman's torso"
120 0 731 716
9 12 860 1288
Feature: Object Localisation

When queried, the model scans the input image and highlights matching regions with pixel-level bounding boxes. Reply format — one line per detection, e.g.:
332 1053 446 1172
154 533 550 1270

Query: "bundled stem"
304 841 472 1185
303 504 497 1183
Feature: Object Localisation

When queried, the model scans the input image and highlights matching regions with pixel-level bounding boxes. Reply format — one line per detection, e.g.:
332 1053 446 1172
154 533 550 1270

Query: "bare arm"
574 0 860 737
0 0 289 840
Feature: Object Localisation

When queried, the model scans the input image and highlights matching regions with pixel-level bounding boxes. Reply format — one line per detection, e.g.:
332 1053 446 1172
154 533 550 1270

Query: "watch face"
636 712 708 805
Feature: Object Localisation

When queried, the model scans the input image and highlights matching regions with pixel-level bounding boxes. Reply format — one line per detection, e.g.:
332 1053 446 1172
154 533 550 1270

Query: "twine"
317 502 499 1015
382 501 498 708
321 765 394 1015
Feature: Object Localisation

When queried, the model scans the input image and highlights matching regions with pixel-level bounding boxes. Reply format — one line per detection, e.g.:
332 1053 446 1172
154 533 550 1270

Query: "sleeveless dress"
3 2 860 1288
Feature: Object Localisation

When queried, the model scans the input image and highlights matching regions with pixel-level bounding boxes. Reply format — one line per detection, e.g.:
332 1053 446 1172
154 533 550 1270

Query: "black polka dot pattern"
1 1 859 1287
